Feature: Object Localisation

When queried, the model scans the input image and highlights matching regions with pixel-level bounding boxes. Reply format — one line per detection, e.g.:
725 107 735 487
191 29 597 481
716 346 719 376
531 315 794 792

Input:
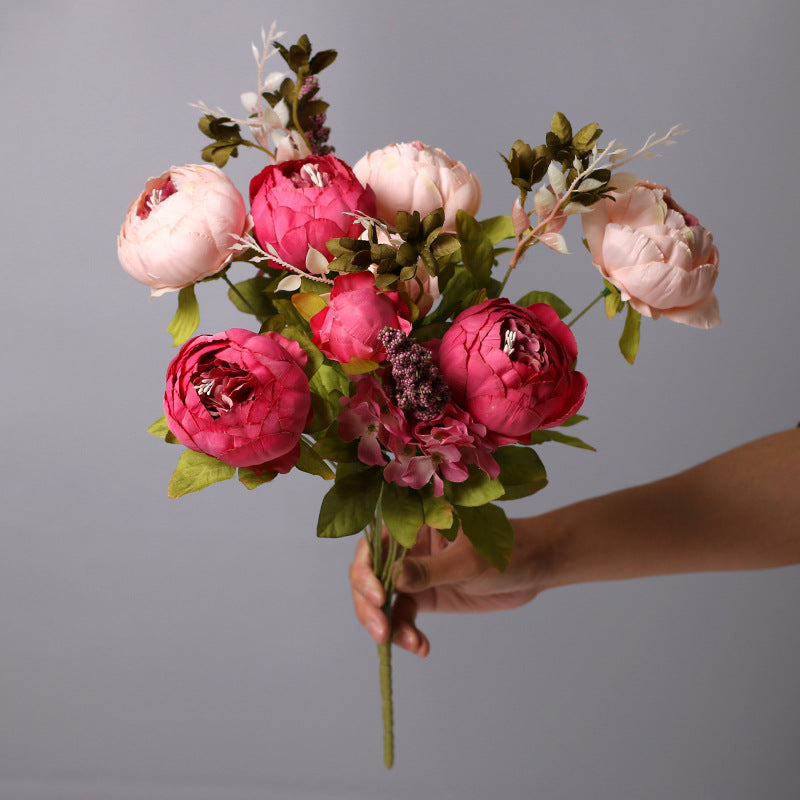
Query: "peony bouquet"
118 25 719 768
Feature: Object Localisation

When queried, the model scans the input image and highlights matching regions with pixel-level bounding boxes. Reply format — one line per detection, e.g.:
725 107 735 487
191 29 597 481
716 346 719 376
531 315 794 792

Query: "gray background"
2 1 799 798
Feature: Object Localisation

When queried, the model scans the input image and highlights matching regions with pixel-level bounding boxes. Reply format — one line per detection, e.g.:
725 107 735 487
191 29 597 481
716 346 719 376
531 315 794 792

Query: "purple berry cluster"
299 77 334 156
378 327 450 422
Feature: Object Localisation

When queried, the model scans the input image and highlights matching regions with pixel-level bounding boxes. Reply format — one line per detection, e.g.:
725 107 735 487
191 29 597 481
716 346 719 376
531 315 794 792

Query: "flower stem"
365 489 407 769
566 289 610 328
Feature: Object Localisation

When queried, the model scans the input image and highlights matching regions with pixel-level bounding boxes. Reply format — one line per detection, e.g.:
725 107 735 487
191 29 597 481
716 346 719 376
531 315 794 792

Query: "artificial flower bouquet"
118 25 719 768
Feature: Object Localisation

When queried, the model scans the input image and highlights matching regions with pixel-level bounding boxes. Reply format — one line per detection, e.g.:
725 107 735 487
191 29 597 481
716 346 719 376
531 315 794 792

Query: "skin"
350 428 800 657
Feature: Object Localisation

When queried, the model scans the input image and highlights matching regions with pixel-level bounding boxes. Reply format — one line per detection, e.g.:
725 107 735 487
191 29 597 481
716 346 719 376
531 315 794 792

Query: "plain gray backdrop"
2 1 799 798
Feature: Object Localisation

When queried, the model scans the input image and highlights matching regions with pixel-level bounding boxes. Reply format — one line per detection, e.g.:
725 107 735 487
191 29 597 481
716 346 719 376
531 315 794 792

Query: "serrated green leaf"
238 467 277 489
494 446 548 501
168 449 236 498
619 304 642 364
516 290 572 319
295 438 335 479
443 467 505 507
528 430 596 451
456 503 514 572
167 285 200 347
382 482 424 548
316 465 383 538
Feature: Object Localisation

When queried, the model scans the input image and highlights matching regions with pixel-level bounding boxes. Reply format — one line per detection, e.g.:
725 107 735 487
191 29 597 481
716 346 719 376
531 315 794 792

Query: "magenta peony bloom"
581 179 720 328
164 328 311 473
118 164 250 296
353 141 481 232
249 154 376 270
437 299 587 440
310 272 411 364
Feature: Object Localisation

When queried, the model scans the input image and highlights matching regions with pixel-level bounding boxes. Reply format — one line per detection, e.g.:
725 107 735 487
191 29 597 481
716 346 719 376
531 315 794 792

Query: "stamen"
195 377 216 396
146 188 163 212
503 329 517 356
300 163 325 188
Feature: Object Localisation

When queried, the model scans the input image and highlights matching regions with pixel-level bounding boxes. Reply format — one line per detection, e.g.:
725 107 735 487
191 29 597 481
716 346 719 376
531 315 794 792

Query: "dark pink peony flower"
310 272 411 364
164 328 311 473
437 299 587 440
249 154 376 270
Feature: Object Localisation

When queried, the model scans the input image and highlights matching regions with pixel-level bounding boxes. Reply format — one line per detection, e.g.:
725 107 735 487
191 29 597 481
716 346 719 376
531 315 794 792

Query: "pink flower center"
137 177 178 220
192 361 256 418
287 162 331 189
500 318 549 371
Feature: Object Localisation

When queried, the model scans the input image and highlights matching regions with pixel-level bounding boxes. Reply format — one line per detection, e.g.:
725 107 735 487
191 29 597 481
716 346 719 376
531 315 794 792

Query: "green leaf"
147 414 180 444
572 122 602 153
313 433 360 463
494 446 548 501
228 276 275 320
420 485 454 530
528 430 596 451
238 467 277 489
168 449 236 498
479 215 516 245
561 414 588 427
456 503 514 572
456 210 494 289
619 304 642 364
279 325 324 378
309 363 350 401
295 438 335 480
167 285 200 347
551 111 573 144
444 467 505 507
147 415 170 438
604 280 623 319
316 465 383 538
516 290 572 319
382 482 424 548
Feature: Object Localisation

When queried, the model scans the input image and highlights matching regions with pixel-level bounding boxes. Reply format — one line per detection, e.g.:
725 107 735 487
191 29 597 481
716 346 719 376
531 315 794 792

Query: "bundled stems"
366 491 407 769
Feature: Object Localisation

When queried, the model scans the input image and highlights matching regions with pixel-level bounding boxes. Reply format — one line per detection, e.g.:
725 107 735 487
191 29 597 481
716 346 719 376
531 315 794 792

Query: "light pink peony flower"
249 154 376 270
164 328 311 474
437 299 587 441
353 141 481 232
581 179 720 328
118 164 249 296
309 272 411 364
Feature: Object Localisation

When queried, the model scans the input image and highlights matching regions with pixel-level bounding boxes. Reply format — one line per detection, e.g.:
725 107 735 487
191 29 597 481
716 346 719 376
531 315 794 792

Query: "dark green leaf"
238 467 277 489
443 467 505 507
456 503 514 572
551 111 573 143
295 438 335 479
561 414 588 427
528 430 596 451
456 210 494 289
516 290 572 319
494 446 548 501
382 483 424 548
316 465 383 538
228 275 275 320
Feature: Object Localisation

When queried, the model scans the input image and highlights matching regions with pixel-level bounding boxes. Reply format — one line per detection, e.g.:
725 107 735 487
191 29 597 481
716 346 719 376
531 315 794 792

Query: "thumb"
397 534 483 593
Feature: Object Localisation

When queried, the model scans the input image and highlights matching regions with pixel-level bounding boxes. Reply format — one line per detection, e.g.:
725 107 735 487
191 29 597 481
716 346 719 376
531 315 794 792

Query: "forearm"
526 428 800 589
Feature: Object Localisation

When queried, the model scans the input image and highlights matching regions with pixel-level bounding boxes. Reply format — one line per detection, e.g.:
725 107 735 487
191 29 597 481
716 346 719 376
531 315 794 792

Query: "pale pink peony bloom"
118 164 249 296
353 141 481 232
582 179 720 328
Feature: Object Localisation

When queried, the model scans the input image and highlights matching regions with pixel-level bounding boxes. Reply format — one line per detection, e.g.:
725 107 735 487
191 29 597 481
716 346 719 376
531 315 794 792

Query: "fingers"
349 537 387 643
396 532 483 596
349 537 430 657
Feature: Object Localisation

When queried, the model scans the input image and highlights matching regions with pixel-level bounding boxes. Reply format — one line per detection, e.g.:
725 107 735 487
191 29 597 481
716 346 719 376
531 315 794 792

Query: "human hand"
349 521 546 657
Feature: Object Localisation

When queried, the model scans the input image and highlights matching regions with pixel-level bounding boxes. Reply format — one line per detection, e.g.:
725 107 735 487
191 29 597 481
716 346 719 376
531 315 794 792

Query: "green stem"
498 264 514 294
566 289 609 328
222 274 260 319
